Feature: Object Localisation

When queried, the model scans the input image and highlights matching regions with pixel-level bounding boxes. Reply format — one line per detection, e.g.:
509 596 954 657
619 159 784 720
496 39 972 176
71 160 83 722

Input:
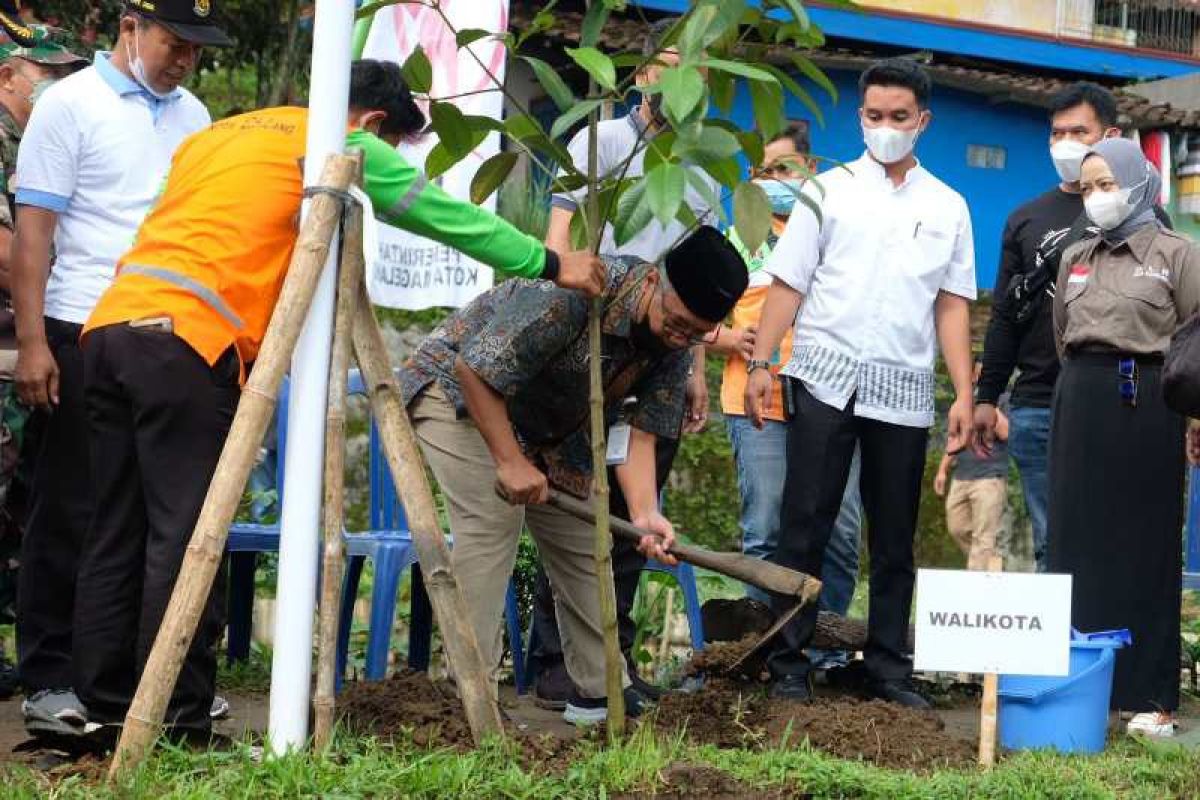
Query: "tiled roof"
508 3 1200 131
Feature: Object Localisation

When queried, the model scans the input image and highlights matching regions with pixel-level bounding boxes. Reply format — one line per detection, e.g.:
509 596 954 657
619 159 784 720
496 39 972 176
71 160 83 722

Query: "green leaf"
641 131 678 176
455 28 492 49
686 170 729 226
549 99 604 141
645 163 686 228
749 79 786 140
771 0 810 30
424 143 455 180
763 64 825 128
568 206 589 250
702 157 742 190
462 113 505 135
737 131 765 172
674 125 741 163
517 5 558 50
400 45 432 94
565 46 617 92
580 2 610 48
679 4 718 56
790 54 839 103
551 173 588 194
429 102 471 158
469 151 518 205
658 66 705 126
709 69 735 114
521 55 575 112
733 181 772 255
613 180 653 248
700 58 777 83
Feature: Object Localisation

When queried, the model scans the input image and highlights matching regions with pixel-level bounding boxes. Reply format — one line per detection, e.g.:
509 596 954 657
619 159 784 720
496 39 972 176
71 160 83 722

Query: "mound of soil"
339 669 474 749
654 679 975 771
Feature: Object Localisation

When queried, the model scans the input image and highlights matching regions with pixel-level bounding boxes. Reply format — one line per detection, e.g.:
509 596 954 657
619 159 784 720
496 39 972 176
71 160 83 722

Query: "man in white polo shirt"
746 59 976 708
9 0 227 738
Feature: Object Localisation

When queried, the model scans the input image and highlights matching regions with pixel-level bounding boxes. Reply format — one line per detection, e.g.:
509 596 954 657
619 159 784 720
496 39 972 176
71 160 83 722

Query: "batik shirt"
400 257 691 497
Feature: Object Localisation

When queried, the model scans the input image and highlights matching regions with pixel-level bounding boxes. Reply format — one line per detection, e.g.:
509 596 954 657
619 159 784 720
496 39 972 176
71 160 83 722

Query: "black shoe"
562 687 651 726
866 679 931 710
534 662 575 711
769 673 813 702
628 669 663 701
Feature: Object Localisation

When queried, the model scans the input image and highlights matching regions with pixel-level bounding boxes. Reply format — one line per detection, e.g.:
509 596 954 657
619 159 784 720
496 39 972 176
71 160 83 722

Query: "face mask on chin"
126 29 174 100
1050 139 1091 183
862 123 920 164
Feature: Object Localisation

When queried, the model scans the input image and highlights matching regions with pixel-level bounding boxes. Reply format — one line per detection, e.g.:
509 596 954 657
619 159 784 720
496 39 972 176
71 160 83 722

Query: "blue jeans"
1007 405 1050 572
727 416 863 619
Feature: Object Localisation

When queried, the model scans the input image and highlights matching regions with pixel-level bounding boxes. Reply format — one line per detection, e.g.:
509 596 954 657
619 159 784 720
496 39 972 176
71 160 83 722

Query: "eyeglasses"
1118 358 1138 408
658 289 718 345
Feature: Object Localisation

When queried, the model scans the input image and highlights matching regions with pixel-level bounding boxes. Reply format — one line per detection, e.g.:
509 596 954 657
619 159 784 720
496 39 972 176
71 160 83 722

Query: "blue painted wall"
633 0 1200 80
725 69 1058 292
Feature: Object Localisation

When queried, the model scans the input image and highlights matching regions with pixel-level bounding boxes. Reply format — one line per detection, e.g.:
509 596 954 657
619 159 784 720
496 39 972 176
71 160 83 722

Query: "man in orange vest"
72 59 604 736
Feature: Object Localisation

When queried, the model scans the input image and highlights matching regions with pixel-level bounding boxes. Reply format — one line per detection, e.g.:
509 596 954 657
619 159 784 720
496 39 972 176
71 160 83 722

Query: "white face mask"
125 28 173 100
862 123 920 164
1050 139 1091 183
1084 186 1137 231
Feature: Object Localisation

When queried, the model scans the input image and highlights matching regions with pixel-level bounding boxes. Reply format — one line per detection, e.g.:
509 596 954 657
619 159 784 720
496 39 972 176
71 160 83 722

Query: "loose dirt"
339 669 475 749
613 761 809 799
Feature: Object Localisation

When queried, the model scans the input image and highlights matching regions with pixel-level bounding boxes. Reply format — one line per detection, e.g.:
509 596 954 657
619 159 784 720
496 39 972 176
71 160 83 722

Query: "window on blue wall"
967 144 1007 170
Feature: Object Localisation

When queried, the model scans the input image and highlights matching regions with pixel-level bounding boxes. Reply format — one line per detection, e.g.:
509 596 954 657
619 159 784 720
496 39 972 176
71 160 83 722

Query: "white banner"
914 568 1072 676
362 0 509 310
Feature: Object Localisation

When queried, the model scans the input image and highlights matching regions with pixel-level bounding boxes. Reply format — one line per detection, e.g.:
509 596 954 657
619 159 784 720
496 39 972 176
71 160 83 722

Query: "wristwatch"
746 359 772 375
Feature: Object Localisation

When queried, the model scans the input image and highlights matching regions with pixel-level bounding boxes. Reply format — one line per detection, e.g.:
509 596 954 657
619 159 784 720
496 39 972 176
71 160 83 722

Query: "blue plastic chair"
1185 465 1200 591
515 557 705 695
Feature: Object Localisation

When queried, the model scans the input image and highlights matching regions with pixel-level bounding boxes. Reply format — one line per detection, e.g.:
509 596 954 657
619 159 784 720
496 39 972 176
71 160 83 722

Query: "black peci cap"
664 225 749 323
125 0 232 47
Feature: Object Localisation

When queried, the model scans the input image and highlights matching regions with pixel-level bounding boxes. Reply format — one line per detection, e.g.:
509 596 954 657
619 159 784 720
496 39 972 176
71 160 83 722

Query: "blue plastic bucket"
997 629 1130 754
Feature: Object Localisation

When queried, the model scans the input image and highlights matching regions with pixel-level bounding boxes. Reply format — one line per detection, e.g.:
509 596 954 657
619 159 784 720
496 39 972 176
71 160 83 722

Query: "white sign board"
361 0 510 310
914 568 1072 676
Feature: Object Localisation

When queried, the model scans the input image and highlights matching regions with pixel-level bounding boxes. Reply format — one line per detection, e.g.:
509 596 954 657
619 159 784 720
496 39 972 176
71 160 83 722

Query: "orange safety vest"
84 107 312 376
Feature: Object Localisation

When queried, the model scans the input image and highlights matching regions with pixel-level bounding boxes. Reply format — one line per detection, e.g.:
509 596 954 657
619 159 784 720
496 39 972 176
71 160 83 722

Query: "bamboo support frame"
312 171 366 751
350 288 503 743
108 154 359 780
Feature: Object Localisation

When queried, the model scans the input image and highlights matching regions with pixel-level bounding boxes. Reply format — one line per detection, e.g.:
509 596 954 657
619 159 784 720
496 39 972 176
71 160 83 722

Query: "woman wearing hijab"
1050 137 1200 737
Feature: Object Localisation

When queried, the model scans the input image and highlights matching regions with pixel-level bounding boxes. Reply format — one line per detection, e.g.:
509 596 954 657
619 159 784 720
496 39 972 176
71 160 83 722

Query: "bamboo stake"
350 290 503 744
978 553 1005 768
582 31 625 738
108 154 359 781
312 173 365 751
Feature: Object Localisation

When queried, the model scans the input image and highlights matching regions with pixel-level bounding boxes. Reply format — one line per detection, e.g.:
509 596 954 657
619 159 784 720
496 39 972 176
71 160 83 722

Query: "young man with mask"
530 16 720 709
710 124 863 674
399 225 747 724
72 58 603 739
0 27 87 701
9 0 227 738
746 58 976 707
973 83 1169 572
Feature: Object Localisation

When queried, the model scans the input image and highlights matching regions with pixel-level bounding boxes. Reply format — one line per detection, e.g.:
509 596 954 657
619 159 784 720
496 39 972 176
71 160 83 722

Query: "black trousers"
768 380 928 683
16 317 92 691
73 325 235 729
530 434 680 672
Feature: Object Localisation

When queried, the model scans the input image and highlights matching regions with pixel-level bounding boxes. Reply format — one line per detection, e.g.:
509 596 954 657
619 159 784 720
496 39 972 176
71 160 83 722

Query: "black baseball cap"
124 0 232 47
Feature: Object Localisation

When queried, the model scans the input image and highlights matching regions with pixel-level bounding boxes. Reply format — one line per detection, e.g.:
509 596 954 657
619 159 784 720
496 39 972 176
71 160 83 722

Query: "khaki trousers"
945 476 1008 571
410 384 627 699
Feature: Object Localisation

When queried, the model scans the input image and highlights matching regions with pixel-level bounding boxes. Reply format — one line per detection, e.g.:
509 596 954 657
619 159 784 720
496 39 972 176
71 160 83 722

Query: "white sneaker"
1126 712 1176 737
210 695 230 720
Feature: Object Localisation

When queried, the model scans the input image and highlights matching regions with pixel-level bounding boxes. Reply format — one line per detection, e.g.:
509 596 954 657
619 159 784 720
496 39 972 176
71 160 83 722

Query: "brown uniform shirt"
1053 225 1200 357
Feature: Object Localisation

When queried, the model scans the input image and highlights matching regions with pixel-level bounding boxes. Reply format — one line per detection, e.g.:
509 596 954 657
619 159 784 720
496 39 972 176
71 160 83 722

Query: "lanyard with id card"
606 397 638 466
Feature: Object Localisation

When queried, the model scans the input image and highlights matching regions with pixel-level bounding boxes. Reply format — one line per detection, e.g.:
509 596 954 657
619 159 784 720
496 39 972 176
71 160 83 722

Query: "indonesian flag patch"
1067 264 1090 284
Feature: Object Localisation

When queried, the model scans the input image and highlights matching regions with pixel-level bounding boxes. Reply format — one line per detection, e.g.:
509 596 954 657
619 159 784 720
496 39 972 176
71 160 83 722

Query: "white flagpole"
268 0 354 754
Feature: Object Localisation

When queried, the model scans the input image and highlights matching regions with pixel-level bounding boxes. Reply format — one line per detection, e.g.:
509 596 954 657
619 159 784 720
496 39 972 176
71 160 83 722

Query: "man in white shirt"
746 59 976 708
10 0 227 738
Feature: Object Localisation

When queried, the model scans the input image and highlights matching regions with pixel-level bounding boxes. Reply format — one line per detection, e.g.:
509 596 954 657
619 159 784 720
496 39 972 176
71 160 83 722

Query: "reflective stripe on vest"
120 264 246 330
388 174 428 218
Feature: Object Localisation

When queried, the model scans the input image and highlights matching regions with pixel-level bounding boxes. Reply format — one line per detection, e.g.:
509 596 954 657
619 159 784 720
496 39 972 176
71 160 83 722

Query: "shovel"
544 490 821 673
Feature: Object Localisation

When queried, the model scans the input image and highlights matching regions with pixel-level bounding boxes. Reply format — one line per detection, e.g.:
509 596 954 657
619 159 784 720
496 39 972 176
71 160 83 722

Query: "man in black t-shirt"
974 83 1149 571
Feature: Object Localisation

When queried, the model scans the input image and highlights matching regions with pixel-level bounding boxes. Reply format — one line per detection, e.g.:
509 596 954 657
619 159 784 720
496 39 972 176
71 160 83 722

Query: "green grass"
3 724 1199 799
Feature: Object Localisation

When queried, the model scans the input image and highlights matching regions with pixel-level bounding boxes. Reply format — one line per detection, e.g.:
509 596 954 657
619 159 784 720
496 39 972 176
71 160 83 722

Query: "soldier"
0 26 87 698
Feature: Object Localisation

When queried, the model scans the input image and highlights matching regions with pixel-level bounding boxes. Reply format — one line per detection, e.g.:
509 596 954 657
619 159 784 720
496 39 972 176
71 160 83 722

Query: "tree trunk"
269 0 304 107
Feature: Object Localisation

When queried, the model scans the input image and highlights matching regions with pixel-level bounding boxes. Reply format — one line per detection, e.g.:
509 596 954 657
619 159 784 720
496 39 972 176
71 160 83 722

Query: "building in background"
507 0 1200 292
